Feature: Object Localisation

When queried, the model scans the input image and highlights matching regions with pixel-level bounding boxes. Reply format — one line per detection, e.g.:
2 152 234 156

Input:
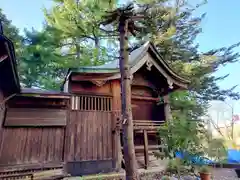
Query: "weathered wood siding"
4 108 67 127
66 94 113 161
0 127 65 165
65 110 113 161
70 81 111 95
0 97 68 167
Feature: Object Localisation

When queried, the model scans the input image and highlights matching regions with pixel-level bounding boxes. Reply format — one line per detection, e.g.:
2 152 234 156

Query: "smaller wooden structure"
0 36 189 177
63 41 189 171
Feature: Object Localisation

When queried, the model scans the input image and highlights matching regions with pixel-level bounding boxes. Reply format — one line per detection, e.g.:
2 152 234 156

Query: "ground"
64 168 239 180
212 168 239 180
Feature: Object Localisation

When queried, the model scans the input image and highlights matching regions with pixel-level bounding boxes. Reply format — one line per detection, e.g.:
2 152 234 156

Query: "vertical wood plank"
91 97 93 110
80 96 83 110
80 111 84 160
92 111 97 160
103 112 107 159
76 111 81 160
99 111 103 159
101 98 104 111
64 111 71 161
54 127 62 161
96 110 100 160
69 111 76 161
88 111 93 160
143 130 149 169
104 112 108 158
82 112 87 160
94 96 96 111
74 111 79 160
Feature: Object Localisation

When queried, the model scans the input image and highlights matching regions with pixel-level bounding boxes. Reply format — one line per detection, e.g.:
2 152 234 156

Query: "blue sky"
2 0 240 116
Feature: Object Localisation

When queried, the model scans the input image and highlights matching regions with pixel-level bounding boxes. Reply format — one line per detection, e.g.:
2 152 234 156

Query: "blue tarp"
175 152 214 165
228 149 240 163
176 149 240 164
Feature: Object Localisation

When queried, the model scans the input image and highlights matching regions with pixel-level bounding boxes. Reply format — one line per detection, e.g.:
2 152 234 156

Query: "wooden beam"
121 145 165 151
143 130 149 169
71 74 116 81
0 172 33 179
4 108 67 127
131 95 159 101
0 54 8 63
0 162 63 173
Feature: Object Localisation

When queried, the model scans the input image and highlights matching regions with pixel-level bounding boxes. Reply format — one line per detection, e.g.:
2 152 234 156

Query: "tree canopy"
1 0 240 121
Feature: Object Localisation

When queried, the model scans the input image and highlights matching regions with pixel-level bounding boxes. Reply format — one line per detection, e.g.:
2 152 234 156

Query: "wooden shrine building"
0 31 189 176
62 41 189 172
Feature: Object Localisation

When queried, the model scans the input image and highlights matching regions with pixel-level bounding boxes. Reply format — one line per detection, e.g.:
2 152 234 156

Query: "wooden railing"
115 119 167 170
133 120 164 130
121 145 165 151
116 119 165 130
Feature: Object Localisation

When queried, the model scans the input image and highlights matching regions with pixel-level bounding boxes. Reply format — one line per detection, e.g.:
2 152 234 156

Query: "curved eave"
148 42 190 85
67 41 190 90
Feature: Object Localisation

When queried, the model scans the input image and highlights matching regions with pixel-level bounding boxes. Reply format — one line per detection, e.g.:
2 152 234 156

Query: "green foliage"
132 1 240 163
199 165 210 174
158 117 206 162
18 28 67 89
158 91 207 160
2 0 240 114
133 0 240 120
161 175 170 180
166 158 181 174
206 138 227 162
43 0 118 66
0 8 23 52
3 0 240 94
166 158 194 177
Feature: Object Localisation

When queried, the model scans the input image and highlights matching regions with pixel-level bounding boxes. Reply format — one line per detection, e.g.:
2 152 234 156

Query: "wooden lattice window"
71 95 112 111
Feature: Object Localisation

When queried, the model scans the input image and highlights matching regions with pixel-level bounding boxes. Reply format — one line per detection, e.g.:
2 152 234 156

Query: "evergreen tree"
0 8 23 58
43 0 119 66
130 0 240 122
19 28 67 90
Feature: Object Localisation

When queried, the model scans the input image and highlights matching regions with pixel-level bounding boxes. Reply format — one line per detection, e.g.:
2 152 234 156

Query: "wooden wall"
0 65 168 170
0 92 116 170
65 110 113 161
0 127 65 165
71 81 111 95
4 108 67 127
0 96 68 168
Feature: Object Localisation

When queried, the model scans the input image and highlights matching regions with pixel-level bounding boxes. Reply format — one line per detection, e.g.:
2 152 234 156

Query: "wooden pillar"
143 130 149 169
163 94 172 121
111 80 122 171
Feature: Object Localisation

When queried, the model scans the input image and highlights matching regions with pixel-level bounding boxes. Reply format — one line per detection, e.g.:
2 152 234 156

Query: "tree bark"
163 94 172 121
118 18 139 180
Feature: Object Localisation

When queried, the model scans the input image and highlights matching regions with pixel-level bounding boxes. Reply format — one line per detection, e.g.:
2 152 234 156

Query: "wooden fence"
0 127 65 166
64 110 113 161
0 94 115 175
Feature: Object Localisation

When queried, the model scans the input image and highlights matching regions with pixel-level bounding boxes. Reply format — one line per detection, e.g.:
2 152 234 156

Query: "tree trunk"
163 94 172 121
94 37 100 65
118 18 139 180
